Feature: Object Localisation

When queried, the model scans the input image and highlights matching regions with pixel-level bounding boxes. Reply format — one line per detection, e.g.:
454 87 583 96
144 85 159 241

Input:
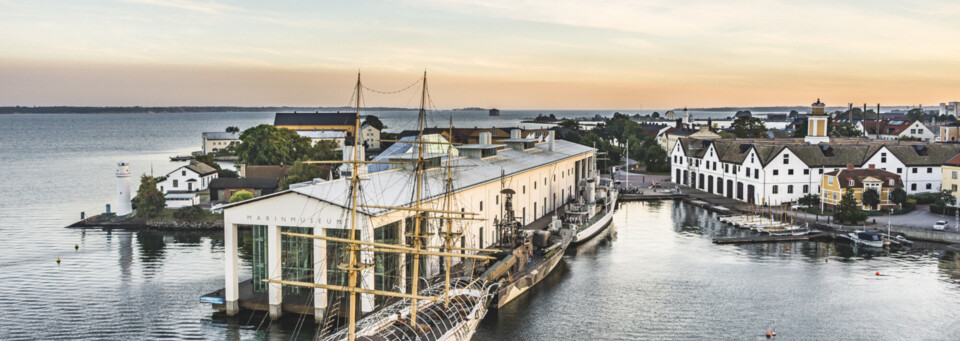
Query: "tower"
805 99 829 144
115 161 133 215
684 107 691 125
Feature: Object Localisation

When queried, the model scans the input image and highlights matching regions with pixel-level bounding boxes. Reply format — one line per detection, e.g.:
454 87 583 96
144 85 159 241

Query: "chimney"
510 129 521 139
479 131 492 145
548 130 556 151
868 164 875 169
676 118 682 129
846 164 855 170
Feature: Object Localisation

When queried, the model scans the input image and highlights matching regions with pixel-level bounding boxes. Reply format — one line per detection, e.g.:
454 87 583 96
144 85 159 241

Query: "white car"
791 204 809 210
934 220 949 230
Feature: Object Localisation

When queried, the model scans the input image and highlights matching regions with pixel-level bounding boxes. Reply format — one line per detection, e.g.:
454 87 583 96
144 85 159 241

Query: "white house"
671 138 960 204
857 120 935 142
296 130 346 149
157 161 219 193
202 132 241 154
360 123 381 150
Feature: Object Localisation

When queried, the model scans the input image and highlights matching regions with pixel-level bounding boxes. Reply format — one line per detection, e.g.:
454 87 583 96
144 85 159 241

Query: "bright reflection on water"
476 201 960 340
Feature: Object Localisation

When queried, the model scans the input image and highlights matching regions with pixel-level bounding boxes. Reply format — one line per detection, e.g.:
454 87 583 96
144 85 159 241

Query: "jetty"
713 232 832 245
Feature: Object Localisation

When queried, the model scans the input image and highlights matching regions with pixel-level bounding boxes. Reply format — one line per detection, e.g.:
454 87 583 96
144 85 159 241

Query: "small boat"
843 231 884 248
169 155 194 161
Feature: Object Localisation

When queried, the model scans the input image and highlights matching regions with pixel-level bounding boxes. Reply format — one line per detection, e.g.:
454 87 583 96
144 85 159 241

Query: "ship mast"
346 72 366 341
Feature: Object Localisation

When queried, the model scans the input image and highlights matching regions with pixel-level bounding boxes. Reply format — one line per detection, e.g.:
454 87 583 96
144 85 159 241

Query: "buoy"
785 246 790 250
825 259 828 263
766 331 772 338
876 271 880 276
772 332 777 336
74 244 79 250
56 257 61 265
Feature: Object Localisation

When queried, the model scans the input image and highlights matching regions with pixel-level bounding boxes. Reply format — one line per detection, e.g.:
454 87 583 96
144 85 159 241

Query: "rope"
362 78 423 95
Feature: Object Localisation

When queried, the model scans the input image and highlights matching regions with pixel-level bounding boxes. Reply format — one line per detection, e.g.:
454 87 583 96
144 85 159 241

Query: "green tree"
792 120 808 138
934 189 955 207
279 161 327 189
236 124 312 165
305 140 340 161
651 112 660 118
194 154 221 171
862 188 880 210
643 144 669 172
218 169 239 178
558 119 582 132
229 190 254 203
136 175 165 218
797 193 820 207
362 115 385 130
730 116 767 138
906 108 924 121
889 187 908 209
834 188 866 223
225 126 240 133
829 122 863 137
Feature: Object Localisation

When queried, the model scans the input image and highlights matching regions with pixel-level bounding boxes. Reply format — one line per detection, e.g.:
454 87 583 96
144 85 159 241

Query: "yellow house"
821 165 903 211
942 153 960 203
273 112 357 136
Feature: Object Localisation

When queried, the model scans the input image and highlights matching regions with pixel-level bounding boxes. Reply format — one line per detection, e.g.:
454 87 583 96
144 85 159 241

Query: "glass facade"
374 221 400 306
250 225 314 295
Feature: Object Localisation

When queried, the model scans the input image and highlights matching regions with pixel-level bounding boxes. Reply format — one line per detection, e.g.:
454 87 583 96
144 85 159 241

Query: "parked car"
934 220 949 230
791 204 809 210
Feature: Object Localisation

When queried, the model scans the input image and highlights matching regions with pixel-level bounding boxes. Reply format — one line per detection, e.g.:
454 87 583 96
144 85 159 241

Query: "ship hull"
573 192 617 244
494 239 570 308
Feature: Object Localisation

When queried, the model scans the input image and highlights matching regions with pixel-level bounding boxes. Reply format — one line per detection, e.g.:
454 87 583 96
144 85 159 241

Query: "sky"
2 0 960 109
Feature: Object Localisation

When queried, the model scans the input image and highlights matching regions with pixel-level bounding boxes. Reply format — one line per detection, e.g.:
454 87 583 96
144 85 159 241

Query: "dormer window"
849 180 855 186
889 179 895 186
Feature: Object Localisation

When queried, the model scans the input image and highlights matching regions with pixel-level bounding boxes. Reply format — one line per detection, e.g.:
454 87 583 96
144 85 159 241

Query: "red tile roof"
824 168 903 188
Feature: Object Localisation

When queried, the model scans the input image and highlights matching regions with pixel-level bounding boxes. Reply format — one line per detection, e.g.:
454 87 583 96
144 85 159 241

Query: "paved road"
609 171 671 191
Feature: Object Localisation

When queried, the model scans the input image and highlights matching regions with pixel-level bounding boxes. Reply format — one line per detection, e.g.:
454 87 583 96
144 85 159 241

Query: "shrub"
229 190 254 203
172 206 206 221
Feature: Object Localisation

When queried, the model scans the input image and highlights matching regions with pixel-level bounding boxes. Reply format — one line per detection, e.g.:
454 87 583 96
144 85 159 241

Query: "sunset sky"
2 0 959 109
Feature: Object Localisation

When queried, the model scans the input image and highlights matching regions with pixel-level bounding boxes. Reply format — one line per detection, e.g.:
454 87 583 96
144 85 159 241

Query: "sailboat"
266 72 499 341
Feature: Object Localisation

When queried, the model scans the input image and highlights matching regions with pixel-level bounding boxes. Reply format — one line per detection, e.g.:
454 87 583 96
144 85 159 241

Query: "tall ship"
211 72 601 340
566 176 618 244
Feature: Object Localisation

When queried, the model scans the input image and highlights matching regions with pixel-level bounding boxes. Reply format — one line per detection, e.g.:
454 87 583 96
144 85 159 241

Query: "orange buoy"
876 271 880 276
56 257 61 265
766 331 772 338
785 246 790 250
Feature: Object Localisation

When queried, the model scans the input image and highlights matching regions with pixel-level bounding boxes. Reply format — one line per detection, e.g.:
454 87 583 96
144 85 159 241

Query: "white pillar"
313 227 326 323
224 223 239 315
267 224 283 319
398 218 407 294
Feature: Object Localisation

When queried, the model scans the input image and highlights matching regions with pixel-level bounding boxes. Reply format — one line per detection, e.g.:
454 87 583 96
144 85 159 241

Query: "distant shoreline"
0 106 421 114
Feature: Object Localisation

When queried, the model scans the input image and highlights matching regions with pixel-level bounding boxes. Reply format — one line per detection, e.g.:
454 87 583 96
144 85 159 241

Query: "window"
773 170 779 175
783 154 789 164
881 153 887 163
496 195 499 205
912 168 917 174
833 192 837 200
897 168 902 174
523 186 526 194
828 177 834 185
954 171 958 180
480 201 483 211
754 170 759 179
911 183 917 190
911 129 917 134
787 185 793 194
927 168 933 173
926 183 932 190
788 169 794 175
772 185 779 194
819 169 824 174
890 179 895 186
804 169 809 175
954 184 958 192
181 170 186 176
803 184 809 193
849 180 855 186
173 180 178 188
534 182 537 190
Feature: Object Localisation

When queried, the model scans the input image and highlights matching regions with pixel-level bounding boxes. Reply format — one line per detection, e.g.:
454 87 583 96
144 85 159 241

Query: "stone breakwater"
146 219 222 230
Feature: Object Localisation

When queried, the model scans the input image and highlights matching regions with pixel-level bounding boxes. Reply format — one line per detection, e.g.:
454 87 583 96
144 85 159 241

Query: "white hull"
573 193 617 244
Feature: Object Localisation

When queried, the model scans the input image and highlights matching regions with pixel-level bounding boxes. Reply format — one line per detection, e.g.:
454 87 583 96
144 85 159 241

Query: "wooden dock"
619 193 684 201
713 232 832 245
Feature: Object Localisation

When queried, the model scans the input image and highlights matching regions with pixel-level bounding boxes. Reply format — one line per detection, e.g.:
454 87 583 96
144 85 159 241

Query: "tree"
362 115 385 130
829 122 863 137
651 112 660 119
279 161 327 189
136 175 165 218
730 116 767 138
643 144 669 172
557 119 581 132
792 120 808 138
797 193 820 207
906 108 924 121
194 154 221 171
834 188 867 223
934 189 955 207
225 126 240 133
890 187 907 209
218 169 239 178
235 124 312 165
305 140 340 161
862 188 880 210
229 190 254 203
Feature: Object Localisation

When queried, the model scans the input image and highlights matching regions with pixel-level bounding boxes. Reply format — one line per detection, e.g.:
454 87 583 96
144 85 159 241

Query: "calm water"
2 113 960 340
